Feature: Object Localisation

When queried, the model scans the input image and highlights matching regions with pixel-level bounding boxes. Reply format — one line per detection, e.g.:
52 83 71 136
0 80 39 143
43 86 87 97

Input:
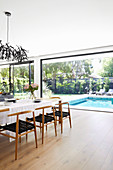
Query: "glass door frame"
40 49 113 97
0 60 34 95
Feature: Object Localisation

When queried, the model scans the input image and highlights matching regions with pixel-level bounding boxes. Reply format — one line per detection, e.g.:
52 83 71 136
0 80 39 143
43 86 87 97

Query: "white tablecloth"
0 99 60 142
0 99 52 125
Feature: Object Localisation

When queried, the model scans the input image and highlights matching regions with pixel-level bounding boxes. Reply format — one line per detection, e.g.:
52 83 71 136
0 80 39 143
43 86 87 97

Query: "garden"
42 57 113 96
0 56 113 98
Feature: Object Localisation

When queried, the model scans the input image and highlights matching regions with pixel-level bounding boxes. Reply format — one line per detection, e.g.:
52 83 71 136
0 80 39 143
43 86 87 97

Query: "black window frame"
40 49 113 97
0 60 34 95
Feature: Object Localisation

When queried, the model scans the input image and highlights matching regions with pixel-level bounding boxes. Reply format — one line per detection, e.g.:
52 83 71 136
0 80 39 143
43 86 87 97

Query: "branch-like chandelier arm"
0 12 28 63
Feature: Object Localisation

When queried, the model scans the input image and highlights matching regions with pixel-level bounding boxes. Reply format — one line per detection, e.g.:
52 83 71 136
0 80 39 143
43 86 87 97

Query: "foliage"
0 64 34 95
89 79 96 91
0 67 9 92
96 79 103 91
99 58 113 77
42 57 113 95
78 80 86 94
42 59 93 81
103 78 110 92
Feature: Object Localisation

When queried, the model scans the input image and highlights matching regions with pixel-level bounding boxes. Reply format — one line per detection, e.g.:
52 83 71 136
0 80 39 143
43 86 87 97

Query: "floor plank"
0 109 113 170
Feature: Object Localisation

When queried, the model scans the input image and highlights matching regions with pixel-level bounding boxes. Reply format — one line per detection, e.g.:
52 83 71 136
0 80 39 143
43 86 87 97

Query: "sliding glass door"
41 51 113 97
0 61 34 98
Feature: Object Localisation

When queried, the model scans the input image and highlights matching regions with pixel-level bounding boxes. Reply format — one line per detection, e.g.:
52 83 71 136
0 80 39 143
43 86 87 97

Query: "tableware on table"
5 98 16 105
34 99 41 103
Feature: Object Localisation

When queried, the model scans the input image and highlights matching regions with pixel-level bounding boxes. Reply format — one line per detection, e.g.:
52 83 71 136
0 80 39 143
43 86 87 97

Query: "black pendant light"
0 11 28 63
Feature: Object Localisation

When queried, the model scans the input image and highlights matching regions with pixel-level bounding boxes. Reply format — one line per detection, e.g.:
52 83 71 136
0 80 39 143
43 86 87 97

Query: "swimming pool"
69 97 113 109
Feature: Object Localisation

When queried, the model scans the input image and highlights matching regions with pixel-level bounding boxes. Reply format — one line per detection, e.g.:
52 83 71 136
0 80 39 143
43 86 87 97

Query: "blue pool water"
69 97 113 109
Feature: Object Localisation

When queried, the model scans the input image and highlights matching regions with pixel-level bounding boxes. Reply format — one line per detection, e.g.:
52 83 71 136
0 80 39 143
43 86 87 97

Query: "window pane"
0 62 34 99
13 64 29 98
42 52 113 97
0 65 9 93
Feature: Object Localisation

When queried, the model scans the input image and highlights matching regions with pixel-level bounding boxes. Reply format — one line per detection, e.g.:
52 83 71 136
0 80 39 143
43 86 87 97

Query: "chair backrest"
56 102 69 105
0 108 9 112
8 110 36 132
35 105 52 110
8 110 33 117
50 97 61 99
55 102 70 113
35 105 55 117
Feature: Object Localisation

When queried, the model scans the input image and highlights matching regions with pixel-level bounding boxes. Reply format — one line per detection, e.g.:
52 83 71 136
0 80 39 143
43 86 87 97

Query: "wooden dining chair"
50 96 61 110
0 109 38 160
47 102 72 133
50 96 61 99
27 105 57 144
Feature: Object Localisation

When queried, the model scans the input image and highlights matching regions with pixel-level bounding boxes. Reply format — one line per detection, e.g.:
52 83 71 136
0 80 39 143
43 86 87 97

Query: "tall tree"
99 57 113 77
42 59 93 80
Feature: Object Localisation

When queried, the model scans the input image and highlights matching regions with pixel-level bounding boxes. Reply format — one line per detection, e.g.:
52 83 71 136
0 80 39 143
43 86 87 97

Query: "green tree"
96 79 103 91
99 58 113 77
42 59 93 80
0 67 9 92
103 78 110 92
70 59 93 79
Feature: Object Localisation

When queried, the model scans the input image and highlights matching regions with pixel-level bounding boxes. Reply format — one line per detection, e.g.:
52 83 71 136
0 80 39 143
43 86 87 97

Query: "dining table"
0 98 61 125
0 98 61 142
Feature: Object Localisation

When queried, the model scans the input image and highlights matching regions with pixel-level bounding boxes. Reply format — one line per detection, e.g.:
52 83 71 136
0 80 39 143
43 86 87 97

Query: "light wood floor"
0 109 113 170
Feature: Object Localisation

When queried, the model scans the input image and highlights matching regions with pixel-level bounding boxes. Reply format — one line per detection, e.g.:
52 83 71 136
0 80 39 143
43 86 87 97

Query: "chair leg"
54 120 57 136
69 116 72 128
32 111 38 148
15 137 18 160
46 113 48 131
15 115 19 160
59 117 61 124
40 123 41 133
42 123 44 144
46 123 47 131
55 116 57 125
34 128 38 148
61 118 63 134
26 118 28 142
26 133 28 141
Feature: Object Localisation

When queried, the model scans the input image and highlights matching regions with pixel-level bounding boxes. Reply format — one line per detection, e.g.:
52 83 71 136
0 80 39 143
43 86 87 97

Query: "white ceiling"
0 0 113 57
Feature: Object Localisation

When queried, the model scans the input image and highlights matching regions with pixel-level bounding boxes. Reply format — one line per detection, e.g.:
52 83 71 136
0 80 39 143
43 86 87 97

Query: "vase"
30 91 36 100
